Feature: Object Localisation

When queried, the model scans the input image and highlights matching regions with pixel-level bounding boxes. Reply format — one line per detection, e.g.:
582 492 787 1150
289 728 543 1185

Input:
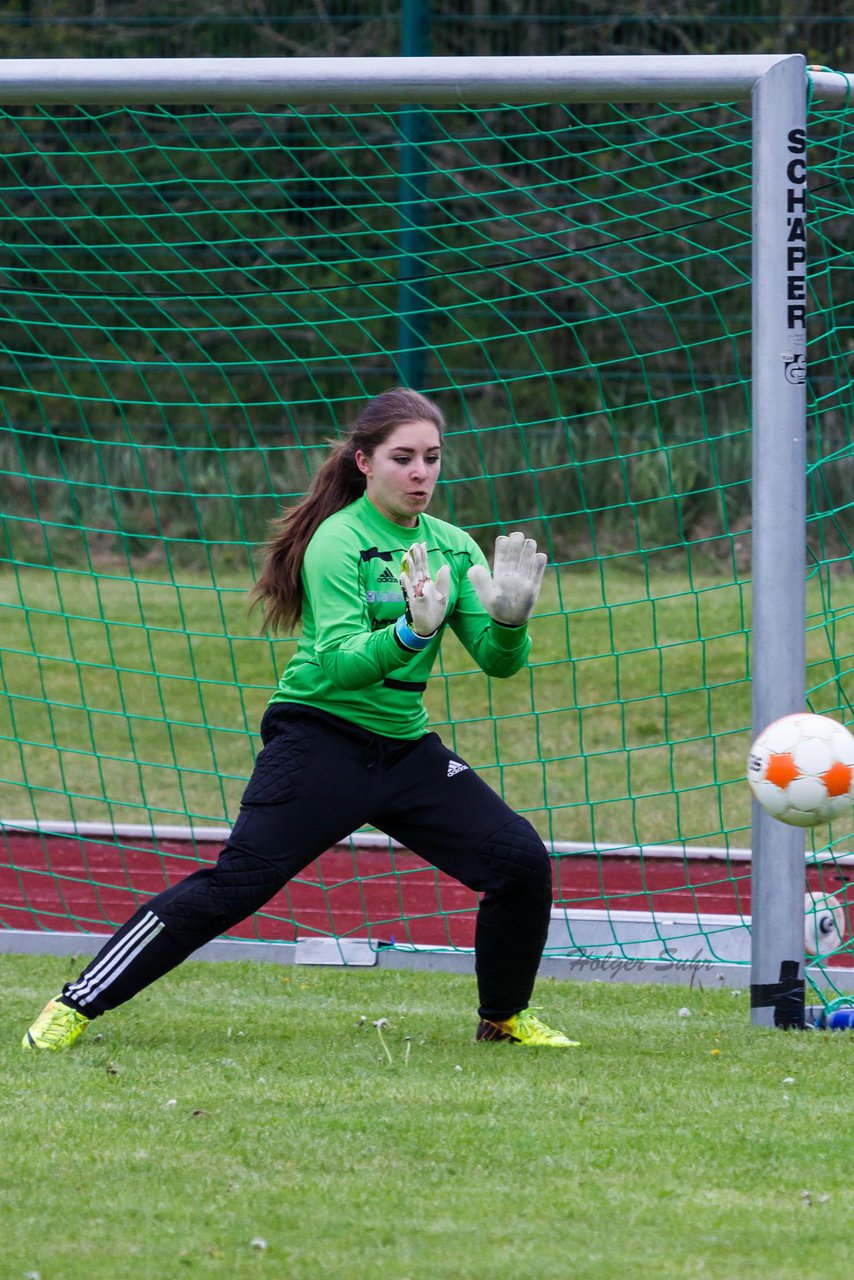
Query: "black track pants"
63 705 553 1022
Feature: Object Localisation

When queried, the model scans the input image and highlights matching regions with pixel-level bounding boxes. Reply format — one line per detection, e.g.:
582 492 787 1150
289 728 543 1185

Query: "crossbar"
0 54 847 105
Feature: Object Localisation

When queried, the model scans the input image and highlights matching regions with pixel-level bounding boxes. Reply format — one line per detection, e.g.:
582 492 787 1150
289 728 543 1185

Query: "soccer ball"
747 712 854 828
804 890 845 956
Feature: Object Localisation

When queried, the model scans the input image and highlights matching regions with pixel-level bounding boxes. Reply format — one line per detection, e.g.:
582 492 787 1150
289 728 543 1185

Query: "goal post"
0 53 839 105
749 57 807 1027
0 56 851 1022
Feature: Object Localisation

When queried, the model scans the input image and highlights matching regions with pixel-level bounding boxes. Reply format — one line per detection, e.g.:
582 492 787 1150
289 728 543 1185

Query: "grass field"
3 957 851 1280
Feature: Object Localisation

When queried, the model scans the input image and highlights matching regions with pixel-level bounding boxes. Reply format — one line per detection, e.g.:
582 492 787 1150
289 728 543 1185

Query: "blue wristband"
394 615 436 651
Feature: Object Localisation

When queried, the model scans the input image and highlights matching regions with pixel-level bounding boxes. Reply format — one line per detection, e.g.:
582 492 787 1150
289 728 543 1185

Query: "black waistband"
260 700 424 749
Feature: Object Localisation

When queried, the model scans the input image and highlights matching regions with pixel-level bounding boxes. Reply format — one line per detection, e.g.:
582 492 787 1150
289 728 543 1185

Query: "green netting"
0 83 851 993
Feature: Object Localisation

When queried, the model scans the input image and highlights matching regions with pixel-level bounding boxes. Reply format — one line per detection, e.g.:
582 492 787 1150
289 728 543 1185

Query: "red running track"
0 833 851 957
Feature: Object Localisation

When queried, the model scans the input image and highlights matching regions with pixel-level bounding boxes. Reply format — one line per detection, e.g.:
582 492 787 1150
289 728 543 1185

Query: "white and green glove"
467 531 547 626
396 541 451 649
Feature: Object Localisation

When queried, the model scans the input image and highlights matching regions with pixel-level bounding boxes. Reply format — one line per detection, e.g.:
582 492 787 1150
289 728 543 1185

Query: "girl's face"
355 420 442 527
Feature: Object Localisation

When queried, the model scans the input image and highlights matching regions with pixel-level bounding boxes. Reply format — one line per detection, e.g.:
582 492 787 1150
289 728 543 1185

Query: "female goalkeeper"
24 388 577 1051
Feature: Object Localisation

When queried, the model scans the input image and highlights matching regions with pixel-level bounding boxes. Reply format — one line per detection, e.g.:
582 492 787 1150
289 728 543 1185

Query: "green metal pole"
397 0 431 389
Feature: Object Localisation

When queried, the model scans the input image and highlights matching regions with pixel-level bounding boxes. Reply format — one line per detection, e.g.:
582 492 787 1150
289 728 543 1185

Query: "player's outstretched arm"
467 531 547 627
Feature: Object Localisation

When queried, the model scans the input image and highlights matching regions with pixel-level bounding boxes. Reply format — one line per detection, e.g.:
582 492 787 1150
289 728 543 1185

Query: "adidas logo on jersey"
377 567 398 584
447 760 469 778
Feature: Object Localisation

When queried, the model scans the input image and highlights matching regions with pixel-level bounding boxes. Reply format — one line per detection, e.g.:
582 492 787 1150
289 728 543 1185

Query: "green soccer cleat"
22 998 91 1051
476 1007 580 1048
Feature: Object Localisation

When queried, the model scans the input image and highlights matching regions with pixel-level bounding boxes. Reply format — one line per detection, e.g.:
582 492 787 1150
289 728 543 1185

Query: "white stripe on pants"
66 910 165 1009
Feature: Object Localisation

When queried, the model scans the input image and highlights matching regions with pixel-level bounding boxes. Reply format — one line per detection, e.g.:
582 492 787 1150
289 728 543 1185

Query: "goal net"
0 64 851 994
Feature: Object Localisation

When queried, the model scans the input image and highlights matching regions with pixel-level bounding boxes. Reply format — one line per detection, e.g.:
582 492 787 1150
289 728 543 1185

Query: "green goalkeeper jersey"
270 494 531 738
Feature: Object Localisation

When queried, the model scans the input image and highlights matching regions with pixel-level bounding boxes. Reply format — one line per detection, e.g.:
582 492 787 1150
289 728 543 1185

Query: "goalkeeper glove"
397 541 451 647
467 531 547 626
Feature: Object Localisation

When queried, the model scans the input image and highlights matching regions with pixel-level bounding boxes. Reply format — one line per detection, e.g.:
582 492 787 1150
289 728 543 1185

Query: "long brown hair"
251 387 445 633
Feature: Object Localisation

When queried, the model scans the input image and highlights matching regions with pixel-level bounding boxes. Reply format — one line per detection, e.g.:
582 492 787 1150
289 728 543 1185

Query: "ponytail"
250 442 365 635
251 387 444 634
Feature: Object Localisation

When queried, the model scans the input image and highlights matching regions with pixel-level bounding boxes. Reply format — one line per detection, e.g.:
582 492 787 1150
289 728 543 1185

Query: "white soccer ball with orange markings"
747 713 854 828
